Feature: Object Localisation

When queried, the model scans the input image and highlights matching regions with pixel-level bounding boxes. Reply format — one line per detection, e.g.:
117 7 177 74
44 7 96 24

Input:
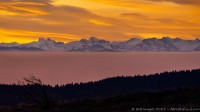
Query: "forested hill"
0 69 200 105
58 69 200 98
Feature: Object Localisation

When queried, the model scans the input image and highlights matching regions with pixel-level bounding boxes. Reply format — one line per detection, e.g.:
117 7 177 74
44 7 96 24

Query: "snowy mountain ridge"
0 37 200 52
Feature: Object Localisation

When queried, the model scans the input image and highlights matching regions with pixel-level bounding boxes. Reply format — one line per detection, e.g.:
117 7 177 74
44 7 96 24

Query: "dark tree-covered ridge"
0 69 200 105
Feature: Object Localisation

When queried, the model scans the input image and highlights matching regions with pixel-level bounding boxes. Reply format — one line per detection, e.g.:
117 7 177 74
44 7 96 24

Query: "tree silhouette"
18 75 52 109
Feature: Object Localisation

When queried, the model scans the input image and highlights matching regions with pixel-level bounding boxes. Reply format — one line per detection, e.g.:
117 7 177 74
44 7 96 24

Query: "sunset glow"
0 0 200 43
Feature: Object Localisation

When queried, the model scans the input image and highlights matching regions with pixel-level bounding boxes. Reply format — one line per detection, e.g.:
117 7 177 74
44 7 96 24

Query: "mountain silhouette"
1 37 200 52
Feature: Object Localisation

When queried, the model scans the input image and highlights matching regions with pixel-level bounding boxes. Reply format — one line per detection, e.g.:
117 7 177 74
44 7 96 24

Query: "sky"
0 0 200 43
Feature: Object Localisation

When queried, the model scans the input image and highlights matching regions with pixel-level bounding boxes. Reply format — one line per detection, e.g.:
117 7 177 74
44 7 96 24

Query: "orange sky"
0 0 200 43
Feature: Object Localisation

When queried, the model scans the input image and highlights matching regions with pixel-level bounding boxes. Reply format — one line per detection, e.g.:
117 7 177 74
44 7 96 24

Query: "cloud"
121 13 149 19
154 18 196 26
89 19 112 26
146 0 200 5
0 0 51 16
0 28 80 43
0 0 118 26
0 0 52 4
121 12 197 27
0 0 123 42
0 0 199 42
89 0 200 6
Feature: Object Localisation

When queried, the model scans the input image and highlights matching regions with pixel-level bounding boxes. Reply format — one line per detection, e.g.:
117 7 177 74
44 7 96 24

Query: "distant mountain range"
1 37 200 52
